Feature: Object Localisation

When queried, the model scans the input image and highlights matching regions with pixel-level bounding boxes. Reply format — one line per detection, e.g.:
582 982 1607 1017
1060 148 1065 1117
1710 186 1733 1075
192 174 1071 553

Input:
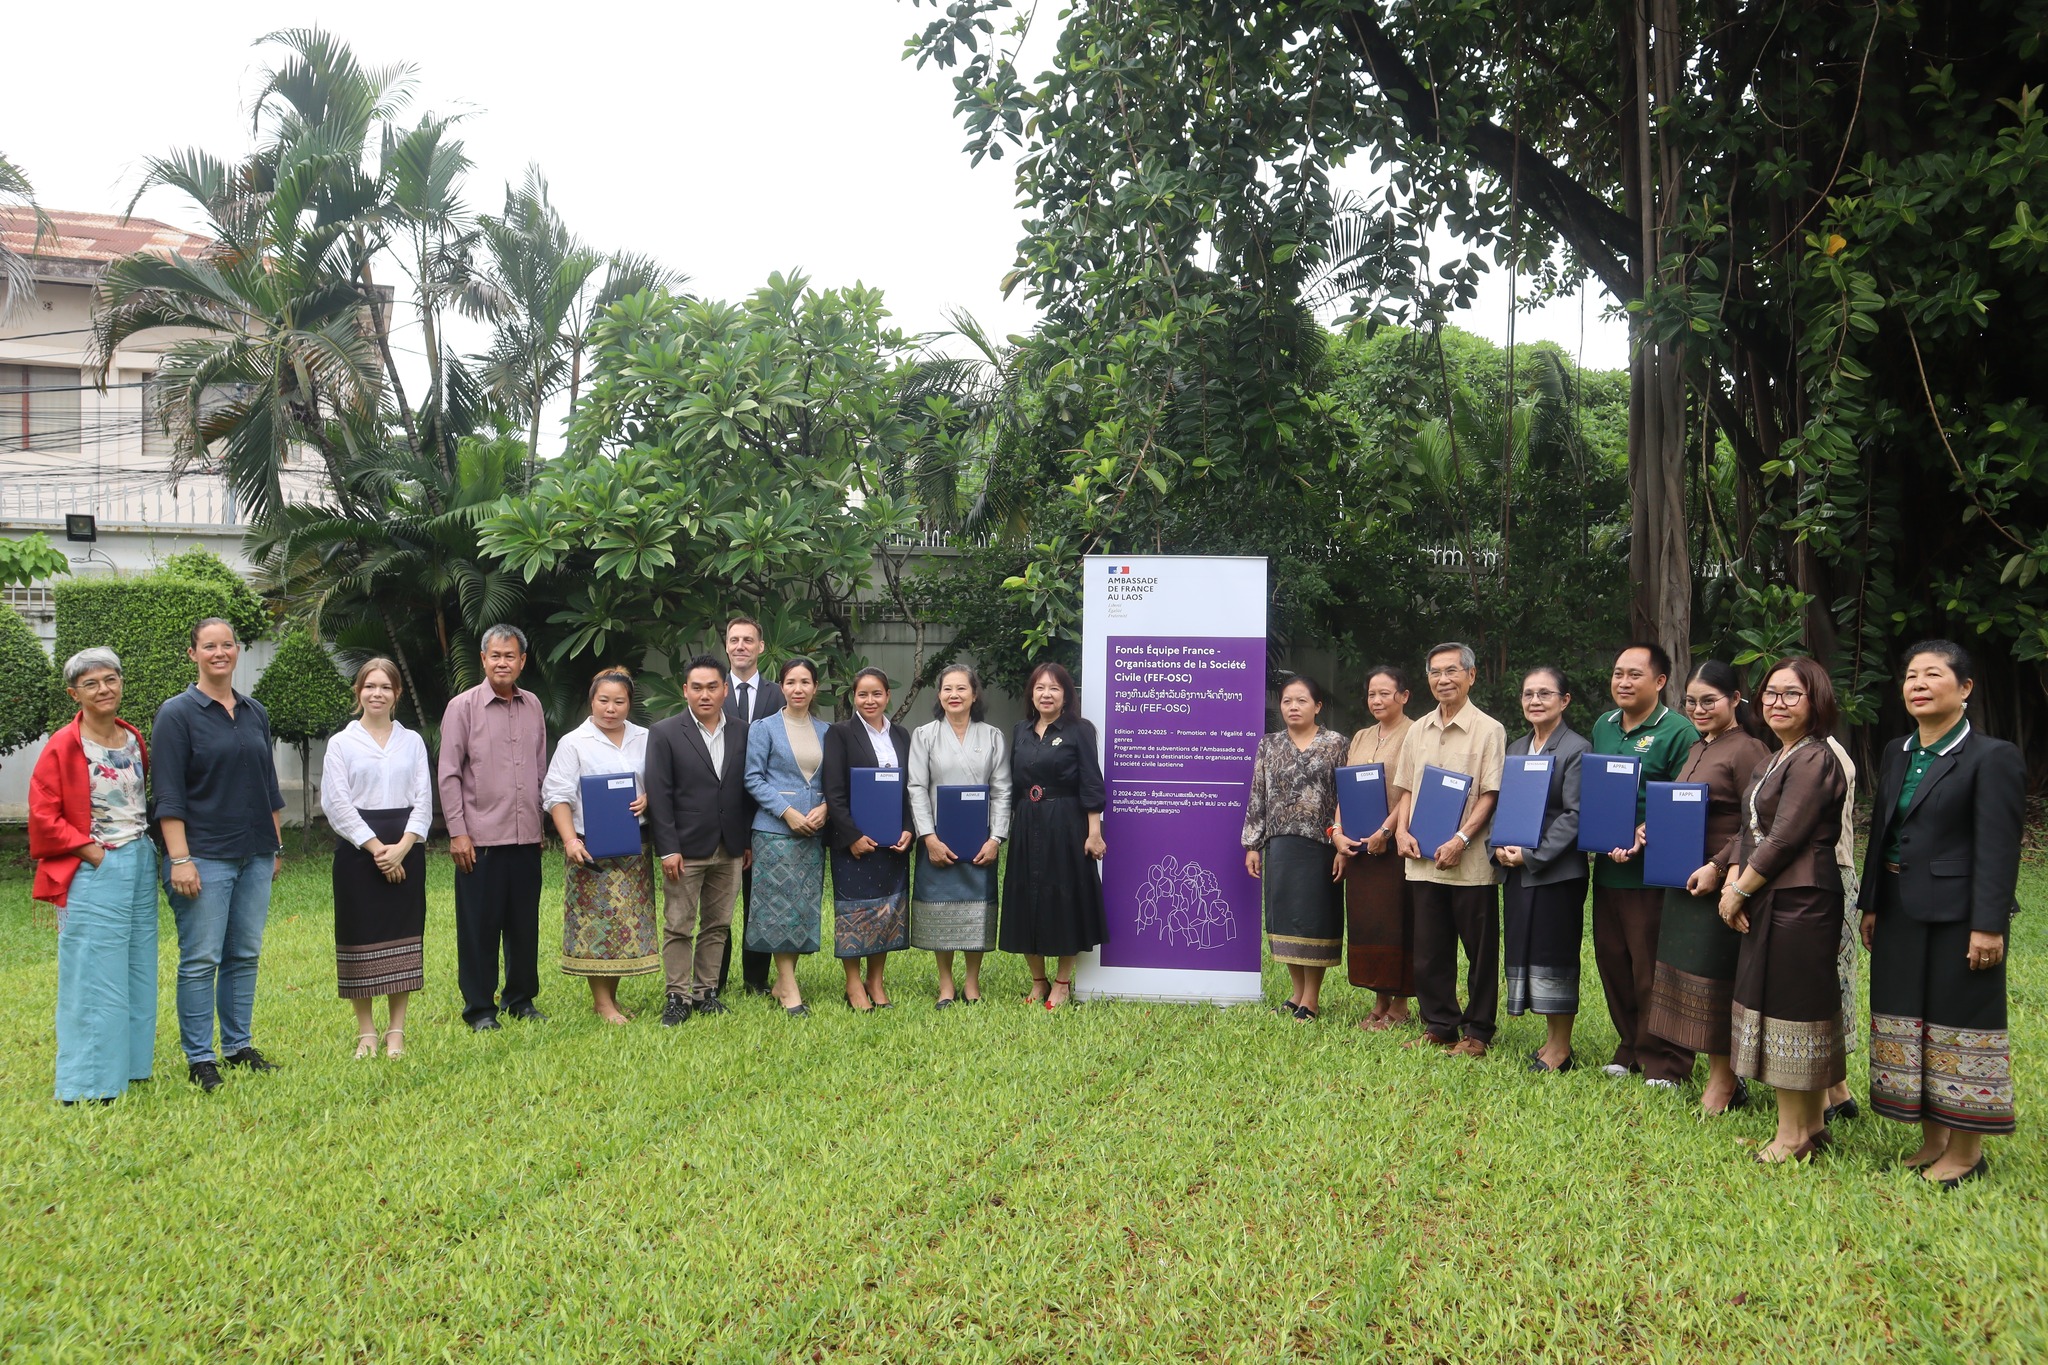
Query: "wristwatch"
1452 830 1471 847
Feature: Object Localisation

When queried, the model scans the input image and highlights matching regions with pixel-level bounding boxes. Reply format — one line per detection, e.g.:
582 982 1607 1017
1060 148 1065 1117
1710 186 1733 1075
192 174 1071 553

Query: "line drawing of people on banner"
1136 856 1237 949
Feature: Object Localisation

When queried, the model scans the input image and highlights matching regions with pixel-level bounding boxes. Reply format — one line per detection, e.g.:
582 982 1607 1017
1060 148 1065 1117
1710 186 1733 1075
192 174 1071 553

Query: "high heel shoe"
353 1032 378 1060
383 1027 404 1058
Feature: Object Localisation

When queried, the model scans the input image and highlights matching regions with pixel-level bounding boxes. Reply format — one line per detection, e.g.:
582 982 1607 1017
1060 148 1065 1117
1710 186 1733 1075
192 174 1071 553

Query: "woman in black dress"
1001 662 1107 1009
822 667 915 1011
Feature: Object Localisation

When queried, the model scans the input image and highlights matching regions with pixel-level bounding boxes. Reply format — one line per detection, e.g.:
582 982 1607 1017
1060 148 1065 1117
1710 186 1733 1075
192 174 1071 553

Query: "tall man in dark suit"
646 655 755 1026
720 616 784 997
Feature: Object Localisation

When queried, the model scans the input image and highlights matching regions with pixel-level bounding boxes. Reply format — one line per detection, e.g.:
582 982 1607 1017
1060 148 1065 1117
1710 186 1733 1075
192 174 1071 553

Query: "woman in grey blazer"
907 664 1014 1006
741 658 833 1015
1491 666 1592 1073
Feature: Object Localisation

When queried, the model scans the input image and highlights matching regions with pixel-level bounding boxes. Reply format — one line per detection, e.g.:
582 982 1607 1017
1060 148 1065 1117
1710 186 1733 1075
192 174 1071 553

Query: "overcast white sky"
6 1 1629 426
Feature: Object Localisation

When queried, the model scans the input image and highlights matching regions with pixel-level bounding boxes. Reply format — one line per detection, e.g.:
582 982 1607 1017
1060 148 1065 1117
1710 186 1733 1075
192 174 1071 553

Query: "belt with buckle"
1884 861 1901 874
1028 785 1045 802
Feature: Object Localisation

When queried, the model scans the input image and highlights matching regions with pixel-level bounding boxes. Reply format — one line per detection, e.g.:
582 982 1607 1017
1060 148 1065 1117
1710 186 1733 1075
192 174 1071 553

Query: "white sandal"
383 1027 405 1058
354 1031 378 1060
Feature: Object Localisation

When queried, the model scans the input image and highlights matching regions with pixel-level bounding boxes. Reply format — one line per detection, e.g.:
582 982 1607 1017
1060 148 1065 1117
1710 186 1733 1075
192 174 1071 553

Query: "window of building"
0 364 83 453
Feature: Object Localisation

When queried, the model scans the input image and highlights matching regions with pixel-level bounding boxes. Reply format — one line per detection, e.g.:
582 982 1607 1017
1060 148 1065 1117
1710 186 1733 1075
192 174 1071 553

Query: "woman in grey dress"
908 664 1012 1006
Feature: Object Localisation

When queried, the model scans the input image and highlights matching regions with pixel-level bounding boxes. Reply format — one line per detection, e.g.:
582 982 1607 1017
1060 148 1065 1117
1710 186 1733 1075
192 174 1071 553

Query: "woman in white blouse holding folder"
320 658 433 1058
908 664 1012 1007
543 668 657 1024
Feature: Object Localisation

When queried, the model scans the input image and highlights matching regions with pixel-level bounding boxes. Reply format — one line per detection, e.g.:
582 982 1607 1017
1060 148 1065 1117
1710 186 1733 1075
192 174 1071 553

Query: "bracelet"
1732 885 1752 899
168 856 194 866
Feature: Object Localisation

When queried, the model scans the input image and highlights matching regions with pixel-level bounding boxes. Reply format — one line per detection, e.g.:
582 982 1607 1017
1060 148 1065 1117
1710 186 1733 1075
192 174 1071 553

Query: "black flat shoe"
845 993 873 1014
873 1000 896 1011
934 996 955 1011
1526 1051 1575 1074
1292 1005 1320 1022
1933 1156 1990 1189
1823 1096 1860 1124
785 1003 810 1018
960 993 981 1006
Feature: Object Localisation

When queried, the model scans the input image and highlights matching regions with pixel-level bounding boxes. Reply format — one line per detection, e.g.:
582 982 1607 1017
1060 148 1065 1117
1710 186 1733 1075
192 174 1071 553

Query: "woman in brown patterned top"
1712 657 1849 1163
1242 675 1350 1020
1646 659 1774 1115
1332 665 1415 1031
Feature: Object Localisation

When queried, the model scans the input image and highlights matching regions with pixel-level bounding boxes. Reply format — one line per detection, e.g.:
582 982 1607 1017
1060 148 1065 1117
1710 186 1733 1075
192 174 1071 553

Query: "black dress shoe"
223 1046 279 1073
507 1005 549 1023
188 1060 224 1092
1526 1051 1576 1074
695 993 730 1016
470 1016 502 1032
1935 1155 1990 1189
1824 1096 1860 1124
743 984 775 998
785 1003 811 1018
660 994 692 1027
934 996 955 1011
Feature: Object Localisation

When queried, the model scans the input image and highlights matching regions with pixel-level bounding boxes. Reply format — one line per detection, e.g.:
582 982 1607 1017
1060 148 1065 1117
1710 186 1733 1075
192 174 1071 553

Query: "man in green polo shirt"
1589 642 1699 1087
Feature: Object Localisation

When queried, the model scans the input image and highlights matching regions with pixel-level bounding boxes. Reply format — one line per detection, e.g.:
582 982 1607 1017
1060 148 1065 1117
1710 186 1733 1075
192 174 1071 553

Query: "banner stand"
1075 555 1268 1006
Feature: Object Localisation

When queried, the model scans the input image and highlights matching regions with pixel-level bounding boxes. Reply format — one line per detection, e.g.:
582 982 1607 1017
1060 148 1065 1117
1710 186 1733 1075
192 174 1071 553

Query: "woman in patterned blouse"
1242 674 1350 1020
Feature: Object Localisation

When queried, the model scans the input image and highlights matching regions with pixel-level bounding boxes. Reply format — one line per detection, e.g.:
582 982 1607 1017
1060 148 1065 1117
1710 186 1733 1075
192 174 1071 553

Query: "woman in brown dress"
1713 657 1849 1163
1331 665 1414 1031
1647 659 1774 1114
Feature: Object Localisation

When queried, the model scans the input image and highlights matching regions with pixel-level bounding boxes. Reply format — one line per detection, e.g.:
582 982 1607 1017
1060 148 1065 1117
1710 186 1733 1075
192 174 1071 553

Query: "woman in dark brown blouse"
1646 660 1774 1115
1713 657 1849 1163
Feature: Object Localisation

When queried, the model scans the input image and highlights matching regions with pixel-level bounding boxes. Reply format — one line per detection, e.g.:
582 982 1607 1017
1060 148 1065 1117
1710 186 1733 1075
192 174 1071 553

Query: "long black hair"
1687 659 1771 742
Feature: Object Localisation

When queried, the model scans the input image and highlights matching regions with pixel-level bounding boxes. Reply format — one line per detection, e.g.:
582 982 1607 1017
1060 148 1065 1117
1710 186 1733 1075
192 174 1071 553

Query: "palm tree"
1 151 53 322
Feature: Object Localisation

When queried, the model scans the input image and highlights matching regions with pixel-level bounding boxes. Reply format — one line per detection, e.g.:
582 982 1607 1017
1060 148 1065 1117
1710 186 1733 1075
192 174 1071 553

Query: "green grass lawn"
0 841 2042 1363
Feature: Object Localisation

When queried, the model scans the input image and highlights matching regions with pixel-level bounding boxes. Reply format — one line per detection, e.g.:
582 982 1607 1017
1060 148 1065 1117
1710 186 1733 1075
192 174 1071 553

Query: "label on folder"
936 783 992 857
1408 764 1473 858
1644 781 1712 888
850 768 905 845
1334 765 1389 841
578 771 643 860
1578 753 1643 853
1490 754 1552 850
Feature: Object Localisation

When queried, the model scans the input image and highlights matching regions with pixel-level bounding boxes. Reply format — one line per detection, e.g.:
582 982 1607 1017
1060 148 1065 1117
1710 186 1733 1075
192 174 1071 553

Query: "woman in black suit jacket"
822 667 914 1011
1859 639 2025 1186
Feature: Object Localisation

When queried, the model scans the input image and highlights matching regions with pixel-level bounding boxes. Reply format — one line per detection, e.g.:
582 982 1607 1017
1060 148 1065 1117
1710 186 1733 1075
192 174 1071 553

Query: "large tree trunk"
1622 0 1692 701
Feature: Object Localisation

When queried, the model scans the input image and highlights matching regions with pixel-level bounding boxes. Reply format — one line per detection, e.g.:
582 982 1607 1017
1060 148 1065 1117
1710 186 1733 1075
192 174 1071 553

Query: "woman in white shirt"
543 667 657 1023
320 658 433 1058
907 664 1011 1006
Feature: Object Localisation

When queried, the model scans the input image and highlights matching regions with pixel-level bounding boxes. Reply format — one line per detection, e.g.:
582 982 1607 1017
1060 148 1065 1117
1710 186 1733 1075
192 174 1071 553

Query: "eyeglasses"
1760 689 1806 705
1426 666 1468 680
1520 690 1560 702
1680 694 1727 710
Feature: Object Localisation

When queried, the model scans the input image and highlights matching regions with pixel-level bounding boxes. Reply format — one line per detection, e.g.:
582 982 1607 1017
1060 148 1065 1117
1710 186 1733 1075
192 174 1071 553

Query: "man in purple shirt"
438 624 549 1031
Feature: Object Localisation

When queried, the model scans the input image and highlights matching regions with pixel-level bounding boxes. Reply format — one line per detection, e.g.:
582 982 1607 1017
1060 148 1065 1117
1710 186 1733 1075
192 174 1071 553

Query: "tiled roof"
0 208 211 265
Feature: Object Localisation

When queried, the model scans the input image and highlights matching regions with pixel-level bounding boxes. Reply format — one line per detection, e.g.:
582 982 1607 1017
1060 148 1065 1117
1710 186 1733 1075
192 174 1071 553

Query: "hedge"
53 575 233 741
158 547 270 644
0 606 63 757
253 628 355 847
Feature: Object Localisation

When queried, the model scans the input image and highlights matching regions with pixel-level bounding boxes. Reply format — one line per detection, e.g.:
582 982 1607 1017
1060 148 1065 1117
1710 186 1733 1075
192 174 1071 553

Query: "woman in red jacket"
28 648 157 1105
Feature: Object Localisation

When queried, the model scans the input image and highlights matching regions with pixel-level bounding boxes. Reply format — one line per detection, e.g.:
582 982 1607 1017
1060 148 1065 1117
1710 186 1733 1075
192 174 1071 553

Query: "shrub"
253 628 355 845
158 547 270 645
0 607 63 758
53 575 233 741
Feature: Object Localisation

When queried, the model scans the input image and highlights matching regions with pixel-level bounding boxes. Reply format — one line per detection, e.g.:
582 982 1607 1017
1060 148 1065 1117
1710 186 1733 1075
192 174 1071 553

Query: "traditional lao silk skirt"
1730 886 1848 1091
561 851 661 977
831 846 910 959
333 807 427 998
747 831 824 955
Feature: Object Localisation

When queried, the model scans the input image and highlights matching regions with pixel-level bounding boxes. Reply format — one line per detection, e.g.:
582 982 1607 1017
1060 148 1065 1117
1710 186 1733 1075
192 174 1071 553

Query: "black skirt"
1000 793 1106 956
333 807 426 998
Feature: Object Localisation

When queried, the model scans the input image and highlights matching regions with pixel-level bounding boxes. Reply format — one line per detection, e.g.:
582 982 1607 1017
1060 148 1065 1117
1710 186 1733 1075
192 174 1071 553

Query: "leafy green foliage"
480 275 929 696
254 627 356 847
156 548 269 645
52 574 231 741
0 534 67 590
0 608 62 757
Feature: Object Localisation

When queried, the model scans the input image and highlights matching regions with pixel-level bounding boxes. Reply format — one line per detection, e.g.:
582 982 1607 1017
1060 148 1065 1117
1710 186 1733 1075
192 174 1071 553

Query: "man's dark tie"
737 680 751 718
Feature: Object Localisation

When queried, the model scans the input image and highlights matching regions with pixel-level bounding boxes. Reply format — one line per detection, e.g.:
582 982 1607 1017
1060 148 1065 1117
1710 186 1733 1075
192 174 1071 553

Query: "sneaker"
694 993 730 1016
1644 1078 1680 1091
1601 1063 1633 1079
188 1060 224 1092
223 1047 279 1073
660 994 692 1027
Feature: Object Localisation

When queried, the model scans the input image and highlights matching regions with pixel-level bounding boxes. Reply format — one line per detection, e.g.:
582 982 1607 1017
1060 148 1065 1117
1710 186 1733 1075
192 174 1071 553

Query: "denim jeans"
167 853 274 1063
55 840 159 1101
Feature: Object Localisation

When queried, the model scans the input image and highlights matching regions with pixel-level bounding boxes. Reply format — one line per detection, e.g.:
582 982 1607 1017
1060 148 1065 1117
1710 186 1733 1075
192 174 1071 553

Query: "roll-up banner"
1078 555 1268 1004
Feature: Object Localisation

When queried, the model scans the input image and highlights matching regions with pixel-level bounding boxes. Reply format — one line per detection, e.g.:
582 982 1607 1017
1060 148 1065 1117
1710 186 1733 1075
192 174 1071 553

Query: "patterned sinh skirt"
1647 886 1743 1053
1264 836 1342 967
909 847 999 952
1504 875 1586 1016
747 831 824 955
831 846 910 959
1867 872 2015 1134
561 851 661 977
1344 848 1413 994
333 808 426 999
1730 885 1848 1091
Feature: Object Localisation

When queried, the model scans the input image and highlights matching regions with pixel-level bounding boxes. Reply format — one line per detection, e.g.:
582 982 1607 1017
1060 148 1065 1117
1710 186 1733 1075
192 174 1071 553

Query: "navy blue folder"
1644 781 1711 889
936 784 991 856
1408 764 1474 857
1334 764 1389 841
1578 754 1644 854
578 771 642 859
850 767 905 845
1490 754 1554 850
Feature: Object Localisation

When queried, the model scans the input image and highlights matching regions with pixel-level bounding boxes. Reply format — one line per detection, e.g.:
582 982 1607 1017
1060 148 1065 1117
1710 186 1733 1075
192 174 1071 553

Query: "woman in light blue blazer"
743 657 832 1015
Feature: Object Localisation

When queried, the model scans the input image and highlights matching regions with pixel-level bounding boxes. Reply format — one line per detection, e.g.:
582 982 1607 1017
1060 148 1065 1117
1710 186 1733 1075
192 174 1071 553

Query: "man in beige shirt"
1392 642 1508 1057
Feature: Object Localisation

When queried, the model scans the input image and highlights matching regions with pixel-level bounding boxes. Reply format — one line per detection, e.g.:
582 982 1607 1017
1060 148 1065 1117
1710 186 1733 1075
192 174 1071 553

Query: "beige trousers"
662 848 741 1000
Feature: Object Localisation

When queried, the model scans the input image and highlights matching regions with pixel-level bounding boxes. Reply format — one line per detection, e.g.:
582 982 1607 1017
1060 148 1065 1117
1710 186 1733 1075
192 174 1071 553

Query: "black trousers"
1593 884 1695 1081
716 864 772 993
1411 881 1500 1042
454 843 542 1024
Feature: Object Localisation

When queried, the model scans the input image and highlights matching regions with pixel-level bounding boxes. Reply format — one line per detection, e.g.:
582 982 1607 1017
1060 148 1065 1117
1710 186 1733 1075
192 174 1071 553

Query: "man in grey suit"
646 655 755 1026
720 616 784 996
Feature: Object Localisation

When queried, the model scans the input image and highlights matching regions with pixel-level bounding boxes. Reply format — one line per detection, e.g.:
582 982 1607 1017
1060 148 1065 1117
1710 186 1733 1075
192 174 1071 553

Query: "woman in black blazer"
822 667 914 1011
1859 639 2026 1186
